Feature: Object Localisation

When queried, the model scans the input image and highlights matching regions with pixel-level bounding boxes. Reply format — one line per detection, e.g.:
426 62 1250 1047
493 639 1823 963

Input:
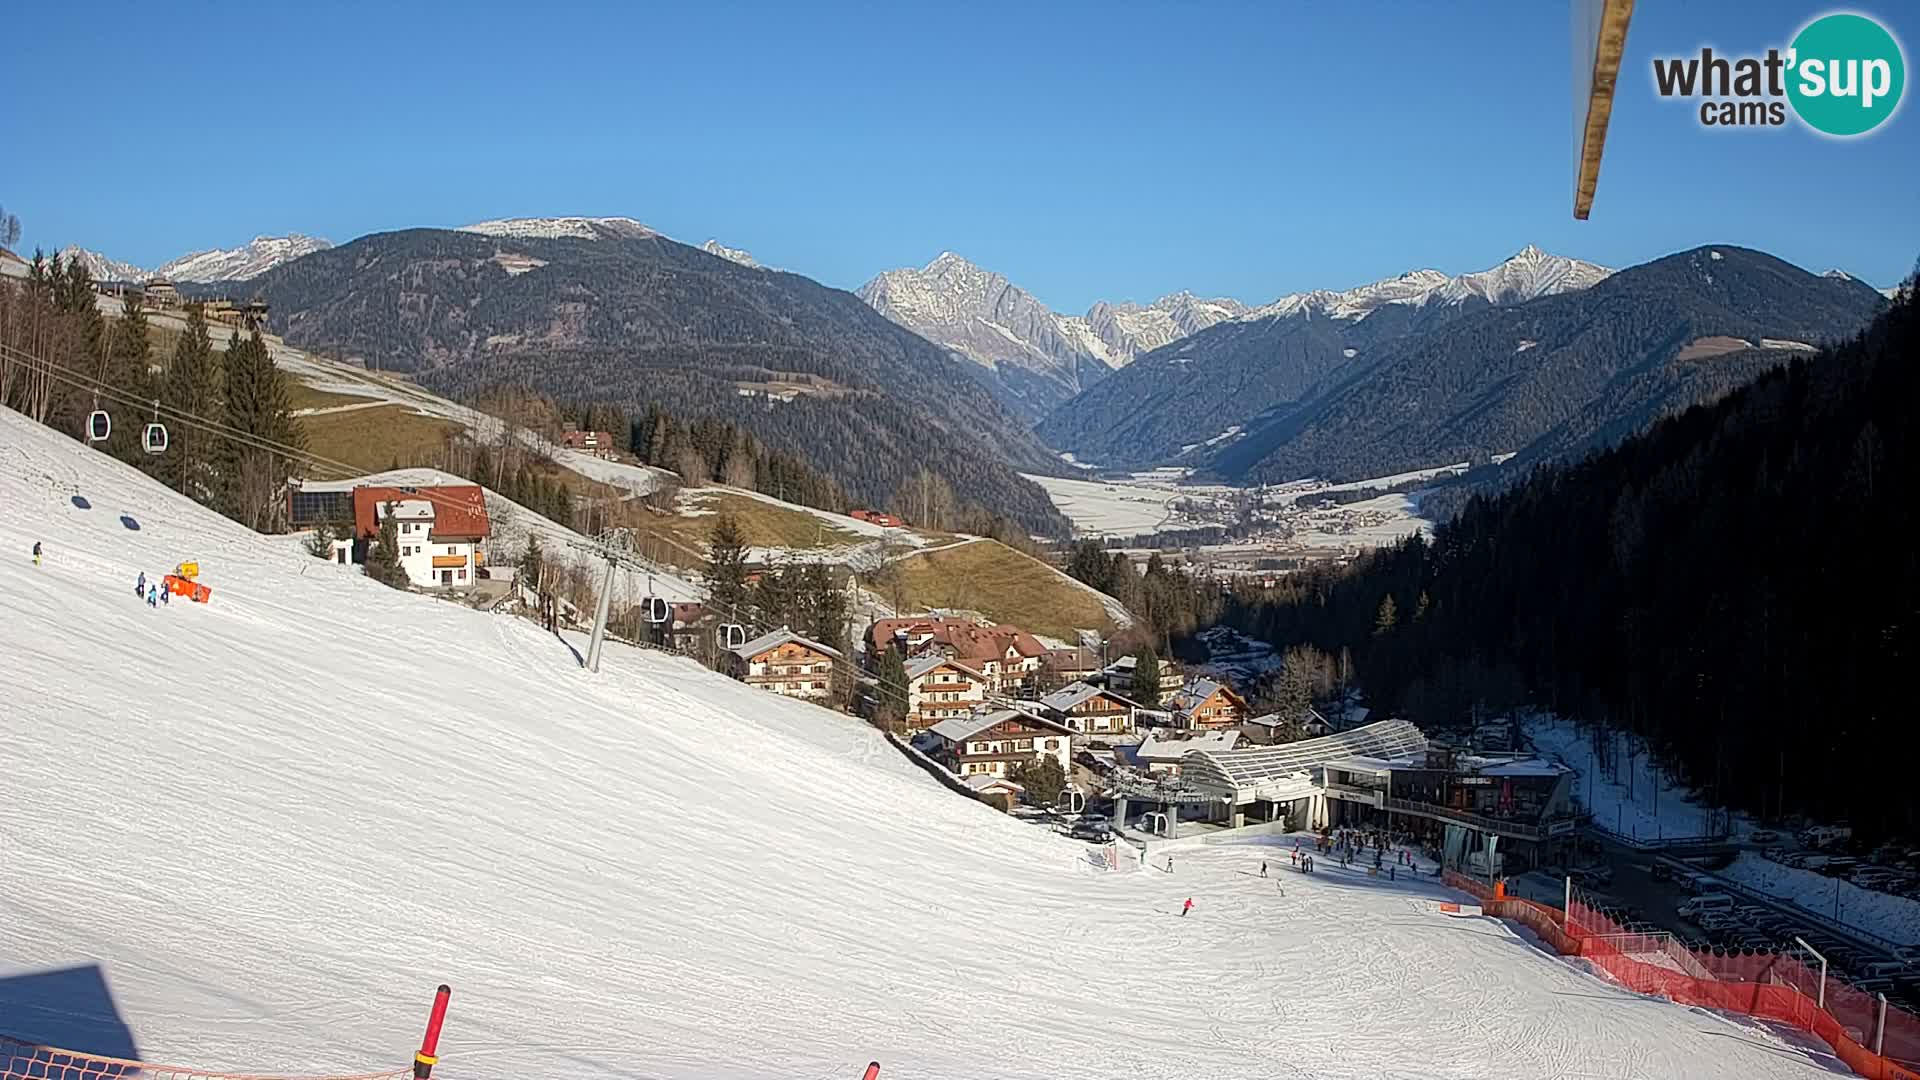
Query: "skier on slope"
1260 860 1268 878
147 584 158 608
1181 898 1194 917
32 542 42 566
135 571 146 597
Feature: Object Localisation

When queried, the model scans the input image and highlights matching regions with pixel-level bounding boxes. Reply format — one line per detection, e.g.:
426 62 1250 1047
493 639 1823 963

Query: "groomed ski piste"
0 408 1842 1079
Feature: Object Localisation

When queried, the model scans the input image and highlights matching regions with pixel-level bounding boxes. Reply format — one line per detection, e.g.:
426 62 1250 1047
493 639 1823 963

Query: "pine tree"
706 512 751 621
303 522 337 559
1010 754 1067 807
1373 594 1399 637
219 329 306 531
804 562 849 655
100 293 154 467
158 304 220 502
521 533 545 593
1131 646 1162 708
365 503 408 589
875 644 910 732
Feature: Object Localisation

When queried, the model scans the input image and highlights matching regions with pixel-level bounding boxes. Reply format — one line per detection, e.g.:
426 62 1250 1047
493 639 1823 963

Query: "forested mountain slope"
1218 274 1917 832
1210 247 1888 485
239 228 1070 534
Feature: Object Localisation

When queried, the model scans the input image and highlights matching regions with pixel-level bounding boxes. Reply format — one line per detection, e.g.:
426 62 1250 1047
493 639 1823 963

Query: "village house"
0 246 30 283
864 616 1048 695
560 428 618 459
849 508 905 528
350 484 491 589
1241 706 1336 745
1163 677 1250 731
903 656 989 731
1037 681 1142 738
1040 646 1104 689
142 277 180 308
924 708 1075 784
1096 654 1186 697
1127 729 1241 776
729 627 843 702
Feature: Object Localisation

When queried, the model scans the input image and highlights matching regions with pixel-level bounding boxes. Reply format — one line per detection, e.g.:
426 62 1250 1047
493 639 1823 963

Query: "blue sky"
6 0 1914 310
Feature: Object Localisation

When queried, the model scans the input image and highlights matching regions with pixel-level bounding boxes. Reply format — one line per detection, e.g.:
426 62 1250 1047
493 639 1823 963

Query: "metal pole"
1565 874 1573 930
1796 936 1827 1010
584 556 616 672
1876 993 1888 1056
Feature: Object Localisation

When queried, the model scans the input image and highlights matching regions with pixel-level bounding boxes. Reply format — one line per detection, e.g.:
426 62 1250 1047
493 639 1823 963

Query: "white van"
1678 893 1735 921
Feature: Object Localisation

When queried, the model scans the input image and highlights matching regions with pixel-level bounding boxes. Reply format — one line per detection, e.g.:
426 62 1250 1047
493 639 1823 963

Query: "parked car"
1068 818 1112 841
1750 829 1782 843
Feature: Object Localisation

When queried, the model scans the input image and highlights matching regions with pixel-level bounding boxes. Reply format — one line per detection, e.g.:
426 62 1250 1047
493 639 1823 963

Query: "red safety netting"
1433 871 1920 1080
1 1036 414 1080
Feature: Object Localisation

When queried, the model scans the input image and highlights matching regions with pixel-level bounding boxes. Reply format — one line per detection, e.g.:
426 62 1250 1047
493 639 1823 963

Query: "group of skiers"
134 571 168 608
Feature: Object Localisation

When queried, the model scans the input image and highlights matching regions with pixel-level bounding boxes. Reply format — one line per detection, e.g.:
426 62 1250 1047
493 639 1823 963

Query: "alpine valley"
1034 245 1887 485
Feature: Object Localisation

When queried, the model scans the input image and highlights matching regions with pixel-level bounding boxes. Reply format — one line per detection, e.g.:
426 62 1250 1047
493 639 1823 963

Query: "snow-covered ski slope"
0 409 1838 1080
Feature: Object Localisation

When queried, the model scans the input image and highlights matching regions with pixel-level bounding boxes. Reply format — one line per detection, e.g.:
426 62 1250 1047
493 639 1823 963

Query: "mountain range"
233 225 1072 535
1047 246 1887 487
857 253 1246 420
60 234 333 284
1036 245 1614 466
53 212 1896 531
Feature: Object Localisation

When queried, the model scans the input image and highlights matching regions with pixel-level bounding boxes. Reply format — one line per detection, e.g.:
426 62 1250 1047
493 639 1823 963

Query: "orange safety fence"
1440 871 1920 1080
0 1038 414 1080
3 986 451 1080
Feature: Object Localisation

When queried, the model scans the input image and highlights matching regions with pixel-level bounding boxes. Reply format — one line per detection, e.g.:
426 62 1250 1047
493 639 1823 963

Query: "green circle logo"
1787 13 1906 136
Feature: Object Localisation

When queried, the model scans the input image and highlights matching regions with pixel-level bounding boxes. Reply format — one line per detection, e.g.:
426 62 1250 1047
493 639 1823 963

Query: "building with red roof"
351 484 491 589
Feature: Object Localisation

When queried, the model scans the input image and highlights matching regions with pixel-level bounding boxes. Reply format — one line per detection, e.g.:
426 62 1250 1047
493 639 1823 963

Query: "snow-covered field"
1527 716 1722 843
0 408 1841 1079
1020 472 1189 536
1720 853 1920 948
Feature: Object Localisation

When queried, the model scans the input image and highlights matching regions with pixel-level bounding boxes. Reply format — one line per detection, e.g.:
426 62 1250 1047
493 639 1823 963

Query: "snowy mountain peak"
700 239 760 268
157 234 333 283
1245 248 1610 324
857 252 1248 420
458 216 657 241
58 246 151 284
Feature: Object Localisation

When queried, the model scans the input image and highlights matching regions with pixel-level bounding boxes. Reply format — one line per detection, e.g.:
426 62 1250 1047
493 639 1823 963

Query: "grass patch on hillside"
887 539 1114 641
287 382 385 412
300 404 464 476
636 489 873 555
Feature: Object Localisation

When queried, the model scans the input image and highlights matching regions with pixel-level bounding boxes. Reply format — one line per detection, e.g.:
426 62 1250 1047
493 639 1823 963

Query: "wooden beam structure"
1573 0 1637 220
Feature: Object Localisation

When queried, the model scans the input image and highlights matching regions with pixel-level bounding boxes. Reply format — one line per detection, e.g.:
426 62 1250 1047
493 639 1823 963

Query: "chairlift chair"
86 409 111 443
718 623 747 650
143 422 169 454
641 596 670 624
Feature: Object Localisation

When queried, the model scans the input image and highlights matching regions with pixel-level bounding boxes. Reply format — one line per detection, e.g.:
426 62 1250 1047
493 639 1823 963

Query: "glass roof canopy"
1183 719 1428 797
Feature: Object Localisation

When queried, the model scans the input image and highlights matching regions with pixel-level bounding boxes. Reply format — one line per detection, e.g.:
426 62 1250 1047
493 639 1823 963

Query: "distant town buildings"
560 429 617 459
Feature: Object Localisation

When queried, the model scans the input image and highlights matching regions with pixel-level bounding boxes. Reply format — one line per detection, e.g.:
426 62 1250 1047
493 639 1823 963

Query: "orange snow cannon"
163 574 212 603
